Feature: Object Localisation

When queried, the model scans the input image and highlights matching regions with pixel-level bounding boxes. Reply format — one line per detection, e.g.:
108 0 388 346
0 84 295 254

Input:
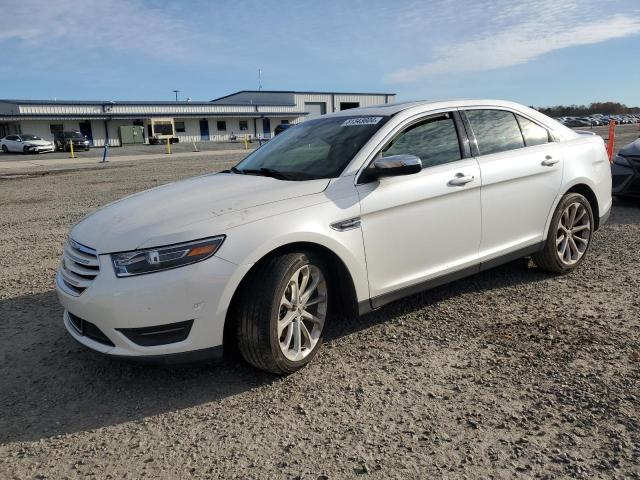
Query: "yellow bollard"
243 135 248 150
165 137 171 155
69 139 75 159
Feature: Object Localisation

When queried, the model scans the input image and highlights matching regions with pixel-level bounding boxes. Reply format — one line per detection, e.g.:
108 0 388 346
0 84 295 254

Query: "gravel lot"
0 140 251 162
1 153 639 479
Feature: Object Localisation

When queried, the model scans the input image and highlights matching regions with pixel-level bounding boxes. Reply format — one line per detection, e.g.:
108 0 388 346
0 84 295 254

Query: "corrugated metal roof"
211 89 396 103
0 111 308 120
0 99 294 107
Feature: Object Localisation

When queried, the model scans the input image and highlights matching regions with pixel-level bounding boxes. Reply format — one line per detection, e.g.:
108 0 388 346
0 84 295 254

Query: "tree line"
533 102 640 117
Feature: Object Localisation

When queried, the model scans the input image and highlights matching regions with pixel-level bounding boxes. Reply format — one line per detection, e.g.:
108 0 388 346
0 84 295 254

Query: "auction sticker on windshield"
341 117 383 127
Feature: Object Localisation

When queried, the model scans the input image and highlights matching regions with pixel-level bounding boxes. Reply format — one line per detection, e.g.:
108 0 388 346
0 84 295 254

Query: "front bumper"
24 145 55 153
56 252 251 359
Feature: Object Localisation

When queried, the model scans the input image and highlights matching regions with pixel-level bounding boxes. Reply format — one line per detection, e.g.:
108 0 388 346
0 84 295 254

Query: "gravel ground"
0 140 251 162
583 124 639 151
0 154 639 479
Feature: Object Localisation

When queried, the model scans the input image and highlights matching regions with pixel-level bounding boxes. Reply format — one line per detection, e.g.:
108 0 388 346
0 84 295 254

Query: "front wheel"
236 252 329 374
1 145 8 153
533 192 594 273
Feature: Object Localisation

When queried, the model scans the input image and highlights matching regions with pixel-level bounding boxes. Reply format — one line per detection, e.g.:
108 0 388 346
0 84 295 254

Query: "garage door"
304 102 327 118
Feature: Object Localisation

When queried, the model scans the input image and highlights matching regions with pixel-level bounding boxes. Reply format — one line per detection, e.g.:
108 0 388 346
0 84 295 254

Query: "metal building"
0 90 395 147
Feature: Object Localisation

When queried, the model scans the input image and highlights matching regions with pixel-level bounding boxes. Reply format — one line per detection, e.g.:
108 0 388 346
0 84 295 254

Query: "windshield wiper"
229 166 244 174
239 168 293 181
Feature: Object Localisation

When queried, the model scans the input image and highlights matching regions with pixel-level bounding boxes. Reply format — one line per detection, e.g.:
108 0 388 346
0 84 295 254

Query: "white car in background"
56 100 612 374
1 134 55 153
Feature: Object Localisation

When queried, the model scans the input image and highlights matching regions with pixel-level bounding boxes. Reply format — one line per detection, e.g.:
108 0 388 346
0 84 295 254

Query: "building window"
340 102 359 110
50 124 63 134
217 121 227 131
175 121 186 133
281 120 290 125
239 120 248 131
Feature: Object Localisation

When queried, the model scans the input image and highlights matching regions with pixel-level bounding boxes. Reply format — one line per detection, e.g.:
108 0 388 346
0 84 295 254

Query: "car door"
5 135 19 152
462 108 563 260
356 111 482 306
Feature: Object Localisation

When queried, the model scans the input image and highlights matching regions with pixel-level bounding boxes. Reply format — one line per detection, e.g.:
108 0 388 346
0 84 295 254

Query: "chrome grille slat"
63 245 100 267
63 258 99 277
58 239 100 296
60 267 93 288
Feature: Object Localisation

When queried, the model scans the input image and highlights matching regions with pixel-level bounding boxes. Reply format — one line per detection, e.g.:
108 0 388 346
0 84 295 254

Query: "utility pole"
172 90 180 102
258 70 262 91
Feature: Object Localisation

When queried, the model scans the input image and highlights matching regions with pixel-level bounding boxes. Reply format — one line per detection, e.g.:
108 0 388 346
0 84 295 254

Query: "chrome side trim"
330 217 361 232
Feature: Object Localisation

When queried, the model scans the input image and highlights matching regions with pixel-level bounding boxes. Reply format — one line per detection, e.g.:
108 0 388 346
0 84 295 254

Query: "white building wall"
175 118 202 143
10 93 394 145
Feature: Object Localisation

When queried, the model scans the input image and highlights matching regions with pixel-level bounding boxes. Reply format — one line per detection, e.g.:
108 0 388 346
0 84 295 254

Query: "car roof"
325 99 541 117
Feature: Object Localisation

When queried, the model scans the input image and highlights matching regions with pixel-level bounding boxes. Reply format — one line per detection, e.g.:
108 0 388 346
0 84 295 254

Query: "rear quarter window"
516 115 551 146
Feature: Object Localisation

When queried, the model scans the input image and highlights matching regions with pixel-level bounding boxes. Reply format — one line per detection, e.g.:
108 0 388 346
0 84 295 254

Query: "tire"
533 192 594 273
1 145 7 153
236 252 329 374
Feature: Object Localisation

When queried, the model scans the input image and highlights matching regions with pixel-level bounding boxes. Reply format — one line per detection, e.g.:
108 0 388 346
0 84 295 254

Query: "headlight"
111 236 225 277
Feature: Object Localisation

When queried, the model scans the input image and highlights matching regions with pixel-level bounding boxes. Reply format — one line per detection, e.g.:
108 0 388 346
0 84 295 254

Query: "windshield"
64 132 84 139
234 115 390 180
21 134 41 141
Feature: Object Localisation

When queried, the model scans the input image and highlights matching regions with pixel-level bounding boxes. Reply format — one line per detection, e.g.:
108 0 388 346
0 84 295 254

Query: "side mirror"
365 154 422 180
16 138 22 142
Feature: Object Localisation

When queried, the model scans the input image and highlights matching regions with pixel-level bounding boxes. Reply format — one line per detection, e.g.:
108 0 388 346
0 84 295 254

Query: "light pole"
172 90 180 102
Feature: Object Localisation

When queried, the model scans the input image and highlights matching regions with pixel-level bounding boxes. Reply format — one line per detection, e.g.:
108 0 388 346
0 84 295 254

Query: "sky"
1 0 639 107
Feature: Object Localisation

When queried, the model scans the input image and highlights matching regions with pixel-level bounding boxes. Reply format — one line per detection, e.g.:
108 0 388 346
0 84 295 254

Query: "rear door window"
465 109 524 155
516 115 550 146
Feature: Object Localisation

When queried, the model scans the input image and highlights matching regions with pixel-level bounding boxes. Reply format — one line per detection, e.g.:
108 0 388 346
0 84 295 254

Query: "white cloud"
0 0 204 60
387 6 640 84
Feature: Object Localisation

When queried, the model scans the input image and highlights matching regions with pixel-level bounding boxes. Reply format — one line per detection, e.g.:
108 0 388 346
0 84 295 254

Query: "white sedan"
56 100 612 373
1 134 55 153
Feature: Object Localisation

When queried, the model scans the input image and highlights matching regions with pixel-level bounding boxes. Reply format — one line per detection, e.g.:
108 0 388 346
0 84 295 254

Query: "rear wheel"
1 145 8 153
236 252 329 374
533 192 594 273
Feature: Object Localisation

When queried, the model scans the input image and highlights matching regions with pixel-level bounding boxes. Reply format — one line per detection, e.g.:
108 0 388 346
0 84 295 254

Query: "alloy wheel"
277 264 327 361
556 202 591 266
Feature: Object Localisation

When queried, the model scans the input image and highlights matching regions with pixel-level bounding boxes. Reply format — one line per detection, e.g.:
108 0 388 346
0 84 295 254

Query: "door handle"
541 155 559 166
448 173 475 186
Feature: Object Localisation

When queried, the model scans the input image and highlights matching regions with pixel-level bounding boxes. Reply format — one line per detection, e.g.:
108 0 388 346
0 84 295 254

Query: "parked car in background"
565 118 592 127
0 134 55 153
274 123 293 136
612 138 640 197
56 99 612 374
54 131 91 151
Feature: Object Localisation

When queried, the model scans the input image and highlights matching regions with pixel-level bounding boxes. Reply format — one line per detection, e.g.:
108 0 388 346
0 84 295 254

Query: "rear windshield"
235 115 390 180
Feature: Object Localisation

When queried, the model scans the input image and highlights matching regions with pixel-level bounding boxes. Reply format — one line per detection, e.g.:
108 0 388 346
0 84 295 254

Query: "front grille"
68 312 115 347
59 239 100 296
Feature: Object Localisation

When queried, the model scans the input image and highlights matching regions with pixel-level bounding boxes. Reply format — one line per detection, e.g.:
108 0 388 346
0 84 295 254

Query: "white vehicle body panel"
357 158 481 298
55 99 612 359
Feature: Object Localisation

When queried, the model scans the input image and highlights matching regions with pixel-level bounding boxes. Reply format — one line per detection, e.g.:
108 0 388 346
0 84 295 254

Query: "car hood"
71 173 330 254
619 138 640 157
24 140 52 146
